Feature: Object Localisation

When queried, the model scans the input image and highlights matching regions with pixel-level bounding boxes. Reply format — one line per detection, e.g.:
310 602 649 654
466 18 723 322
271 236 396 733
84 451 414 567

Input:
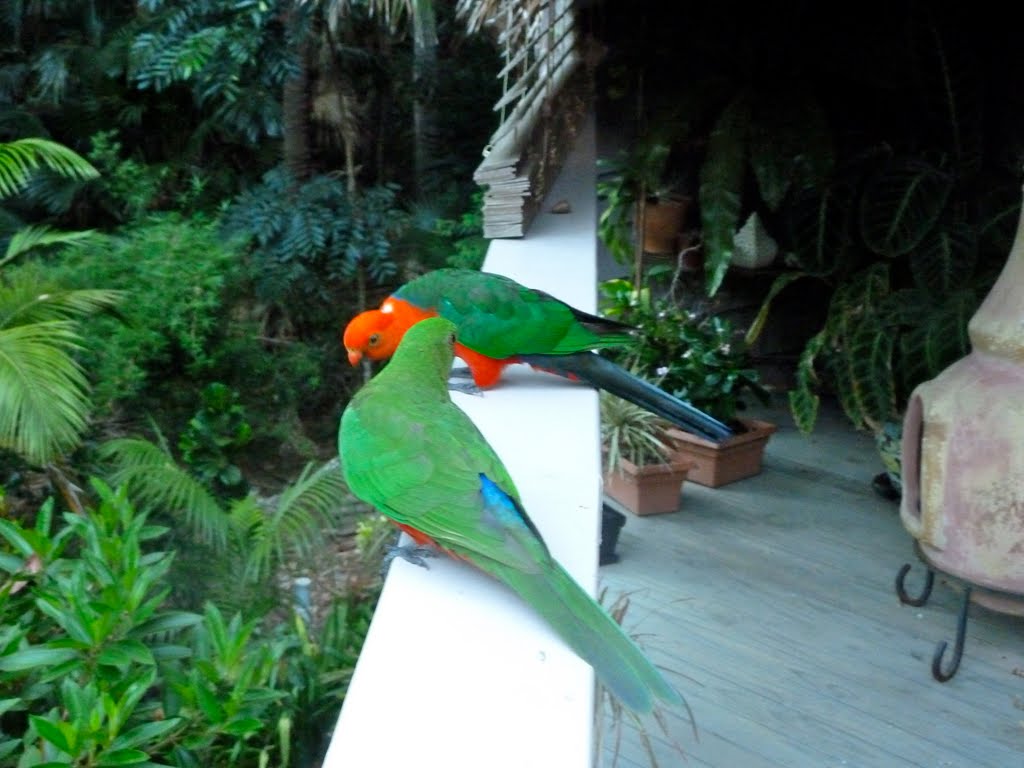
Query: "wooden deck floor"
597 400 1024 768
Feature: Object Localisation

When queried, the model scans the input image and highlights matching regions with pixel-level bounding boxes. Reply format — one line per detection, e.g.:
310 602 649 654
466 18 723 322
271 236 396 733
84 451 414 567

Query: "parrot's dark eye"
368 333 380 346
447 332 456 345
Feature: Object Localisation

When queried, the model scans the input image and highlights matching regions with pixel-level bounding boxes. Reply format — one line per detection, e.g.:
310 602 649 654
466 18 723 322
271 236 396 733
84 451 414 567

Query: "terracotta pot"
603 458 694 516
641 198 689 254
665 418 777 488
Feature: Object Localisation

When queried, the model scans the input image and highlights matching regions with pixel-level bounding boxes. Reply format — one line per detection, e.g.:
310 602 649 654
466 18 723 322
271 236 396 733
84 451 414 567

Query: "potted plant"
599 277 775 488
597 138 691 283
600 391 694 516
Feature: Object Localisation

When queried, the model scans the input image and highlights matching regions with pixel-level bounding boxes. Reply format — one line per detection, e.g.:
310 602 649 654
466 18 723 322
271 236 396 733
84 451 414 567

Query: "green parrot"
339 316 686 715
342 267 733 442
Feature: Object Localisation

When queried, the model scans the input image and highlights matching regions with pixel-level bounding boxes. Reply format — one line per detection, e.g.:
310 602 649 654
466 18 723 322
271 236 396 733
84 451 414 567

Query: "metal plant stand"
895 557 971 683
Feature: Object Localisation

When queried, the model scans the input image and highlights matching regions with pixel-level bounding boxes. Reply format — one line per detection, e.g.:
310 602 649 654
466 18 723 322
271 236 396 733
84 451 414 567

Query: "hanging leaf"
0 225 96 269
909 221 977 295
977 183 1022 257
788 331 826 433
825 262 891 340
859 157 953 258
901 290 975 388
745 270 812 346
700 92 750 296
846 313 898 429
785 182 856 276
748 87 834 211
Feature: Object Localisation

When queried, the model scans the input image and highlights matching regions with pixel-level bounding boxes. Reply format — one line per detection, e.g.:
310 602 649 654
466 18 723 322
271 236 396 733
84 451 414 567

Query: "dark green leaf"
745 271 812 345
0 646 79 671
221 717 263 736
98 640 155 668
859 158 953 257
110 718 183 751
700 92 750 296
910 221 977 294
748 87 833 210
131 611 203 638
96 748 150 766
29 715 73 754
194 682 225 723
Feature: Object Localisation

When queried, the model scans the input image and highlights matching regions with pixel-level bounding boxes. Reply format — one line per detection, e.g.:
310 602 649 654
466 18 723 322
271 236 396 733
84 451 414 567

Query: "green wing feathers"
339 317 684 716
480 555 684 714
395 268 635 358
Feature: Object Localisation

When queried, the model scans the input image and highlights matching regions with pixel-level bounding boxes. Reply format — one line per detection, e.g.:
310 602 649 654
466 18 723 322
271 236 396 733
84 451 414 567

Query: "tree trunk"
411 0 439 198
282 18 312 183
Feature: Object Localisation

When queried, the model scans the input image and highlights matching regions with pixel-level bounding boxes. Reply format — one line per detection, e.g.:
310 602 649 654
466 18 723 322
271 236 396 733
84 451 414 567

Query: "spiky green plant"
599 391 673 472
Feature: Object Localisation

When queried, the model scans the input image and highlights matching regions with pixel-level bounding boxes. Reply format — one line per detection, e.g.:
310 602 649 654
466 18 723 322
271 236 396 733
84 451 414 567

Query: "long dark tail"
519 352 733 442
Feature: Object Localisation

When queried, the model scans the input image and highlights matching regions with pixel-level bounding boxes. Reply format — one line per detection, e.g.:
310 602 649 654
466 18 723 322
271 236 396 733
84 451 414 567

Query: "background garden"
0 2 498 765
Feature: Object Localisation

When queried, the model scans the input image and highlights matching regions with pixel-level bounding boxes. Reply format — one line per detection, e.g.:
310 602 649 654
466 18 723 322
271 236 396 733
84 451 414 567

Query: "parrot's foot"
446 378 484 396
381 544 438 577
448 365 475 379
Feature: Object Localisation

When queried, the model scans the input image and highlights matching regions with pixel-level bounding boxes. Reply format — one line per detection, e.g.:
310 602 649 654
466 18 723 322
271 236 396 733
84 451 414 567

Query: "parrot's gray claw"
446 379 484 396
449 365 475 379
382 544 438 577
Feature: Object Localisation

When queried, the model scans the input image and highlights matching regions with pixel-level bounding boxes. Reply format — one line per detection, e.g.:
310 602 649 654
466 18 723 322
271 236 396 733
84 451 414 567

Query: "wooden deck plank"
598 402 1024 768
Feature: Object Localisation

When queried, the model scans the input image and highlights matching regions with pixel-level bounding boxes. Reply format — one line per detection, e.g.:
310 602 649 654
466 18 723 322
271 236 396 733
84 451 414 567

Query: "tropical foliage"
0 481 372 767
600 2 1024 437
0 138 118 466
0 3 502 765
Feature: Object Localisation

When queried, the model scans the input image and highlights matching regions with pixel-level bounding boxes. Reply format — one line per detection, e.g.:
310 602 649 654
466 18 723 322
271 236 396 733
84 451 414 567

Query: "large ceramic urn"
900 191 1024 615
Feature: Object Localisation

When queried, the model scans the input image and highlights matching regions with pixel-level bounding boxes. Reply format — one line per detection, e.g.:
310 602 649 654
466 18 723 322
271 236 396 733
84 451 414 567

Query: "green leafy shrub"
433 190 488 271
86 130 172 222
178 383 253 500
0 480 372 767
600 278 769 426
25 214 243 418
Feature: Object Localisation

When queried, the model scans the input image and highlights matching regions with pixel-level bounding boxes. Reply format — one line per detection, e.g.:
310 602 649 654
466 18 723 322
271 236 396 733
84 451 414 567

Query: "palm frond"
0 225 97 269
240 458 352 582
0 138 99 199
99 437 230 550
0 320 90 464
0 284 122 328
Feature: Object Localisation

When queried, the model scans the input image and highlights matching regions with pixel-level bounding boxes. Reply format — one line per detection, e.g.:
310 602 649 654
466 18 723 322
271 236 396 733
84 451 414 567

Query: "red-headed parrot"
342 267 732 442
339 316 687 715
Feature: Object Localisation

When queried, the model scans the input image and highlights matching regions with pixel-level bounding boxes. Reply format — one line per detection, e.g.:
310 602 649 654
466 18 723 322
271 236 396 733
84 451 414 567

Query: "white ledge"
323 114 600 768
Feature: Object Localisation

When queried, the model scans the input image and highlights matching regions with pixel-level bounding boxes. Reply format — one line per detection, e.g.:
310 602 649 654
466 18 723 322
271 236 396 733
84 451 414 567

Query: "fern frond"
0 138 99 199
0 225 97 269
100 437 230 550
0 320 90 464
241 459 352 582
0 284 122 328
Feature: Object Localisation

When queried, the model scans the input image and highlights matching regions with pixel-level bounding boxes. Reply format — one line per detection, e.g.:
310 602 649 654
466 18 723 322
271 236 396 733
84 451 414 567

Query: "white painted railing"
322 113 600 768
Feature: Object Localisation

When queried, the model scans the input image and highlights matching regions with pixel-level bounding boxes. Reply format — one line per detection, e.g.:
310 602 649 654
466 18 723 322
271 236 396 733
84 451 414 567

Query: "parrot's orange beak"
347 348 363 366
